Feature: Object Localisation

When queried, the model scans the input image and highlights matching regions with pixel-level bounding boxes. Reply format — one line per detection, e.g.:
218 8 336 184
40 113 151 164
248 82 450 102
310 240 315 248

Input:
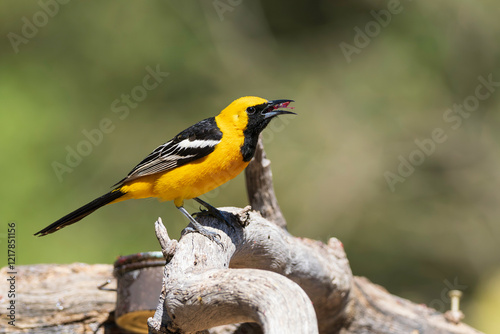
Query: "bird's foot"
183 225 223 248
177 205 224 248
193 198 235 232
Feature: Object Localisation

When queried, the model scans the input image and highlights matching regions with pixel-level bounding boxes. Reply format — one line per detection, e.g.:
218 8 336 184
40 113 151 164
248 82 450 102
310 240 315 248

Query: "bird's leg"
176 206 223 247
193 197 235 230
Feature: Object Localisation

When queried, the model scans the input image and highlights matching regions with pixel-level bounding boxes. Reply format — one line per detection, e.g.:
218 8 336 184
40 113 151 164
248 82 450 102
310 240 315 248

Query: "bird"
34 96 295 243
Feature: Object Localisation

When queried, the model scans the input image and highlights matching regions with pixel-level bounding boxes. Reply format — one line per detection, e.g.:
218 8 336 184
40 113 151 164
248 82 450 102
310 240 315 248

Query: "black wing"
114 117 222 186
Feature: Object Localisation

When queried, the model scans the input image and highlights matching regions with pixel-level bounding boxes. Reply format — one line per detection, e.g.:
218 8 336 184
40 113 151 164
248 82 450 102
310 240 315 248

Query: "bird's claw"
193 208 209 217
183 226 224 248
193 206 235 232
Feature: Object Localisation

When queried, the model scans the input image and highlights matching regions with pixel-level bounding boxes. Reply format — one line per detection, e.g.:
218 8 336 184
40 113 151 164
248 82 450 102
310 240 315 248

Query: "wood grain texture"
0 263 118 333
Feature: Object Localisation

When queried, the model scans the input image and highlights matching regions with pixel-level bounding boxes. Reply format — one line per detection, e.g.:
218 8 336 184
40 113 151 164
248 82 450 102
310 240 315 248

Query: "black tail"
34 190 126 236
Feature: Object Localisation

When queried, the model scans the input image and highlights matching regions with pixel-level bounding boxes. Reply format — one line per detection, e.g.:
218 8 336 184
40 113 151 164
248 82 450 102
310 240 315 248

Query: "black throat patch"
240 117 271 162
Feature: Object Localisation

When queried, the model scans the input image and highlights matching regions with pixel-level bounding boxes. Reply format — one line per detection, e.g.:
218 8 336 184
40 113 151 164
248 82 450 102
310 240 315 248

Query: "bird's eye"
247 106 256 114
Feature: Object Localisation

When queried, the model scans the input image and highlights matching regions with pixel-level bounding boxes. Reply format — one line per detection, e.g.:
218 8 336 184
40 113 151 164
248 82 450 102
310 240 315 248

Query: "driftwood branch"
1 138 484 334
245 136 287 229
0 219 479 334
148 211 318 334
146 208 482 334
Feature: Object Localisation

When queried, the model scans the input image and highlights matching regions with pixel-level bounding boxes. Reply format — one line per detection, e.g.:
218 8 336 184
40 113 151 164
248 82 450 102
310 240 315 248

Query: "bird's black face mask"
241 99 295 161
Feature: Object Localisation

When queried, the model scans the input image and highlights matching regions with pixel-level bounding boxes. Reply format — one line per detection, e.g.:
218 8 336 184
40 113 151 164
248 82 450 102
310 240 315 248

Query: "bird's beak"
263 99 296 119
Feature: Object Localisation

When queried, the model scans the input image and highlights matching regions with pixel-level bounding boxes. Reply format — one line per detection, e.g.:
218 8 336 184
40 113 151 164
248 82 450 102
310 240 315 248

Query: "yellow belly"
117 129 248 207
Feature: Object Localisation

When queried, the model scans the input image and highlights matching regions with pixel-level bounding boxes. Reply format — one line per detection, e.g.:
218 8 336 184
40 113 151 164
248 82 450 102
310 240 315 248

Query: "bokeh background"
2 1 499 331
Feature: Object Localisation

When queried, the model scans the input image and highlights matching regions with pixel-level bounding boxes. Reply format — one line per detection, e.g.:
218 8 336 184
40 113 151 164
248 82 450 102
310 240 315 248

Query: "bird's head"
219 96 296 134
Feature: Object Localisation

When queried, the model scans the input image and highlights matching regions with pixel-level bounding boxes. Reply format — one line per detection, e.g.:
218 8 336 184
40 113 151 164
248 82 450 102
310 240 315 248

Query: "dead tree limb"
0 219 483 334
147 207 482 334
147 215 319 334
1 139 484 334
245 136 287 229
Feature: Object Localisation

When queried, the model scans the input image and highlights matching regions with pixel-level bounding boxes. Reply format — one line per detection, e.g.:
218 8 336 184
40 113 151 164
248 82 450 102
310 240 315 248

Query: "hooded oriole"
35 96 295 242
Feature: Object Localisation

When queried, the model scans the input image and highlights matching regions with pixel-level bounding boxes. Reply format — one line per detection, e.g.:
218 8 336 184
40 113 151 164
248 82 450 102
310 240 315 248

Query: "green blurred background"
2 1 499 331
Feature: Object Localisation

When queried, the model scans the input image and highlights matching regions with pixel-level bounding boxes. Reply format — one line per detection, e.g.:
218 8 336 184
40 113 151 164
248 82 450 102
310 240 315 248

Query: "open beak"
263 99 296 119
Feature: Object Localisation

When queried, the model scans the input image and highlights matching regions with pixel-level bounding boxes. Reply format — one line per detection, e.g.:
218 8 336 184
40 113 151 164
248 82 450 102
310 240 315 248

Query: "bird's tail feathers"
34 189 126 236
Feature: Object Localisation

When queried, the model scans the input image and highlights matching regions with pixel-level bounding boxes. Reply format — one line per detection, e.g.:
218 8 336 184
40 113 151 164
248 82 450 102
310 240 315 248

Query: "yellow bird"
35 96 295 242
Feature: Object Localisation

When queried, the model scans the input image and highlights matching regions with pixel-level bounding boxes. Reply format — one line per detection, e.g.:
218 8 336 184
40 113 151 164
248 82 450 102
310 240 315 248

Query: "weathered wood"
0 235 483 334
245 136 287 229
1 139 484 334
342 276 483 334
147 209 483 334
227 208 352 333
148 212 319 334
0 263 118 333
